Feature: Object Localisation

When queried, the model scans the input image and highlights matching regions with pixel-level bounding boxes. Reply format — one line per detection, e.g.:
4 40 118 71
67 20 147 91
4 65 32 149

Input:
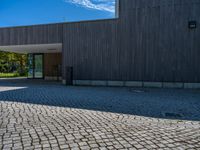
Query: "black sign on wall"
188 21 197 29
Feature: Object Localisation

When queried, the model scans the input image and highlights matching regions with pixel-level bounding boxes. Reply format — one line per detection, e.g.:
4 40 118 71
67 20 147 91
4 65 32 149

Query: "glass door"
34 54 43 78
28 54 34 78
27 54 44 79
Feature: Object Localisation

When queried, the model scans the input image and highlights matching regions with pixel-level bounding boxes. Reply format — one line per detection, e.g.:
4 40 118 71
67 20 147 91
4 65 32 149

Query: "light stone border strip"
124 81 143 87
143 82 162 88
107 81 124 87
63 80 200 89
91 80 107 86
184 83 200 89
163 82 184 88
74 80 92 86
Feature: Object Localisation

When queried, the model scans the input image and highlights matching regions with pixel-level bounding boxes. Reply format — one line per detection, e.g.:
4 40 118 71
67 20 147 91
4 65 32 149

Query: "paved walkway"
0 79 200 149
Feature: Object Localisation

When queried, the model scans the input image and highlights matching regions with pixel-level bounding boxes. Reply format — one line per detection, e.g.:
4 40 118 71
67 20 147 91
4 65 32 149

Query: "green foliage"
0 51 27 76
0 73 21 78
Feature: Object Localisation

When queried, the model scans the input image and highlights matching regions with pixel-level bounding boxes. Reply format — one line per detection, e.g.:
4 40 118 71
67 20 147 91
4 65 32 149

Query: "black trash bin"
66 66 73 85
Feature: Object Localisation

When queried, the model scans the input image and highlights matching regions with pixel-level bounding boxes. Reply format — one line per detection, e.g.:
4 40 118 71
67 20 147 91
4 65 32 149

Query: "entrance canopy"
0 43 62 54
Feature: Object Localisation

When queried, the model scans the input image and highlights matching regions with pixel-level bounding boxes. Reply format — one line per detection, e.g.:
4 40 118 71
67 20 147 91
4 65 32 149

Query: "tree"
0 51 27 75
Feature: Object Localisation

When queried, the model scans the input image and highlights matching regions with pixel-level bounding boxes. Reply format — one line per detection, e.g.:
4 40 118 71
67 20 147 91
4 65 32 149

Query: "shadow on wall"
0 78 200 121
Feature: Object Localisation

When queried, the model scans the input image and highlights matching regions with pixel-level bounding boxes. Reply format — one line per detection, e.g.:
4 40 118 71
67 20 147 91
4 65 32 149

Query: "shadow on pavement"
0 78 200 121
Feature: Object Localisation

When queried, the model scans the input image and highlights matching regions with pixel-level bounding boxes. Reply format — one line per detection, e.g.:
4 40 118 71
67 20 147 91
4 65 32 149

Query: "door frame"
28 53 44 79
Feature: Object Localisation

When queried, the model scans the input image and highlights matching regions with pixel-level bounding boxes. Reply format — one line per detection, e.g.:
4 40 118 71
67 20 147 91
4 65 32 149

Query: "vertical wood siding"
62 0 200 82
0 0 200 83
44 53 62 77
0 24 63 45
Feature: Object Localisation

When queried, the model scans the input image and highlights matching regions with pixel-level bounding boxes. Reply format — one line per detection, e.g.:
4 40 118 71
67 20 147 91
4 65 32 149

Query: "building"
0 0 200 88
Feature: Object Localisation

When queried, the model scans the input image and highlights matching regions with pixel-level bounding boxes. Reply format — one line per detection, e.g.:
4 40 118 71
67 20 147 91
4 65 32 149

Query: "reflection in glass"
27 54 43 79
28 54 33 78
34 55 43 78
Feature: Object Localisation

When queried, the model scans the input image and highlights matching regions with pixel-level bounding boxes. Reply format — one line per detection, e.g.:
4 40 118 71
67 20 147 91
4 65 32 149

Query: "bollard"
66 66 73 85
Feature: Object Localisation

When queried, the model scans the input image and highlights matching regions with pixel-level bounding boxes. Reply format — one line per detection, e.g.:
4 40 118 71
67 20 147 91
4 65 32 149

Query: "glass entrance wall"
34 55 43 78
28 54 34 78
27 54 44 79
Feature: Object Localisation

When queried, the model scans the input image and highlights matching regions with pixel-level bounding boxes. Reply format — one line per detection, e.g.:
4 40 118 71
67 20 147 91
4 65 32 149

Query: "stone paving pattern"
0 79 200 149
0 101 200 150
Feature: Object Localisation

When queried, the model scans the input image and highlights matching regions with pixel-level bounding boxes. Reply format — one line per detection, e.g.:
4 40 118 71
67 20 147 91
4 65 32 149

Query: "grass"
0 73 22 78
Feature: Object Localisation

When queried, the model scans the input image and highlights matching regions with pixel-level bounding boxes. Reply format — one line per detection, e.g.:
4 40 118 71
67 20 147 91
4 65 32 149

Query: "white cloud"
64 0 115 13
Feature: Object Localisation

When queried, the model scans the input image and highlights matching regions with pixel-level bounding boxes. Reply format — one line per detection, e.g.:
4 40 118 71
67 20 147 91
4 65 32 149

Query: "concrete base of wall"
66 80 200 89
62 80 66 85
163 82 184 88
45 76 62 81
184 83 200 89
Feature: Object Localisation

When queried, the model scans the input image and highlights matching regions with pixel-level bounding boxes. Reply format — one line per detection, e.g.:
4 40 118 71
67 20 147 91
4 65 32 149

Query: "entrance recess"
28 54 44 79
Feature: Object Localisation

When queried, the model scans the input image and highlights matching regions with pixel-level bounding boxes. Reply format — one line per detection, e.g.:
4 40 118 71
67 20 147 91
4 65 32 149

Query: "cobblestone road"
0 79 200 149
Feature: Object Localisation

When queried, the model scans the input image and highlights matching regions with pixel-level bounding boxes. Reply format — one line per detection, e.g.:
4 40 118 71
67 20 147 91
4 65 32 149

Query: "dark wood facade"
62 0 200 82
0 24 63 45
0 0 200 83
44 53 62 77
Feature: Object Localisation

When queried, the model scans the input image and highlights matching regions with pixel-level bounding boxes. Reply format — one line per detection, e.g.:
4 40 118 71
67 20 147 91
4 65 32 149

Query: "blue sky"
0 0 115 27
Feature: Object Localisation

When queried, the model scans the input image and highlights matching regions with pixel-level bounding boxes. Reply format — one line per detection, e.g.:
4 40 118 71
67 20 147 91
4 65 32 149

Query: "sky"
0 0 116 27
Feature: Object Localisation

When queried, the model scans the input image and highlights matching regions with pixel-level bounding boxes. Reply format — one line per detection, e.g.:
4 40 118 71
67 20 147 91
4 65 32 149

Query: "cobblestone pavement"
0 79 200 149
0 101 200 150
